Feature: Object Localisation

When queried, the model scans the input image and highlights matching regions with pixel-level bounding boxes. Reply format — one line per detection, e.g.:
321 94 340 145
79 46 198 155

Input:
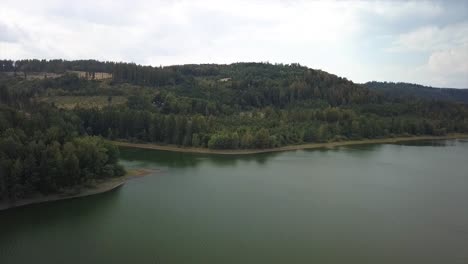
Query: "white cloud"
0 0 467 87
361 0 443 19
390 23 468 52
385 22 468 87
428 44 468 74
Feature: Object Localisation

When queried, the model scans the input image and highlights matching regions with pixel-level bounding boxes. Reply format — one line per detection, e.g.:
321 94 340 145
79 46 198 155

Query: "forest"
0 62 128 202
1 59 468 201
0 102 125 202
365 81 468 104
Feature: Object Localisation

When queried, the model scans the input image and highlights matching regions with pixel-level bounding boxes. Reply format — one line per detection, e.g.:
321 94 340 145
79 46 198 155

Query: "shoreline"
113 134 468 155
0 169 156 212
2 134 466 211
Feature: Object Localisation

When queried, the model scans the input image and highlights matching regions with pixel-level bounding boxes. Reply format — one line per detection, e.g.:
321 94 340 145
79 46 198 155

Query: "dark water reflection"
119 146 279 168
395 139 458 147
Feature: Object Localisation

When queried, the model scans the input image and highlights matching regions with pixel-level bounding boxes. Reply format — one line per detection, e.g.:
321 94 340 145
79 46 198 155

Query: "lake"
1 140 468 264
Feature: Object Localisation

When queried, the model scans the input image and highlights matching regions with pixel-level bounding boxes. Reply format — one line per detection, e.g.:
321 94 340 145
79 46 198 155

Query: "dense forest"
0 64 127 202
365 81 468 104
1 59 468 201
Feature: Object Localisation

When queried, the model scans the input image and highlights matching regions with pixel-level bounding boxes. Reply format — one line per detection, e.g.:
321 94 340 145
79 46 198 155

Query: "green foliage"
254 129 271 148
208 132 240 149
366 81 468 104
0 103 125 202
2 59 468 158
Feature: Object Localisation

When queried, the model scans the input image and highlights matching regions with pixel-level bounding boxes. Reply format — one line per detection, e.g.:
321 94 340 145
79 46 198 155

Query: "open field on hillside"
3 71 112 80
38 95 127 109
68 71 113 80
3 72 63 80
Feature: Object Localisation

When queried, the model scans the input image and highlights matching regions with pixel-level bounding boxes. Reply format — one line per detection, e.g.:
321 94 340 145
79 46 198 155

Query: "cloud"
385 22 468 87
425 43 468 87
362 0 443 20
389 22 468 52
428 44 468 73
0 0 467 87
0 22 19 42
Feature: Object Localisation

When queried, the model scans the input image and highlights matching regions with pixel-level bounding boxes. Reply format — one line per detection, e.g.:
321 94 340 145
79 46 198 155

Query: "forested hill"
1 59 468 152
1 59 468 201
365 81 468 104
3 59 466 104
2 59 467 205
1 59 375 107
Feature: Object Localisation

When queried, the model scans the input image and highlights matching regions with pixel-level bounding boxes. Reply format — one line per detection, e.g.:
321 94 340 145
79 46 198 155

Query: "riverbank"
113 134 468 155
0 168 156 211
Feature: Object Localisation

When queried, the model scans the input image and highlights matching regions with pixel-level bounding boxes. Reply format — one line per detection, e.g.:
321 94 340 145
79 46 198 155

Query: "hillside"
2 59 468 201
365 81 468 104
1 59 467 151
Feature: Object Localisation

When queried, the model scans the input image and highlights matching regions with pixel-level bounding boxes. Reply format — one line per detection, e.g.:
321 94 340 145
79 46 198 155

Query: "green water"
1 140 468 264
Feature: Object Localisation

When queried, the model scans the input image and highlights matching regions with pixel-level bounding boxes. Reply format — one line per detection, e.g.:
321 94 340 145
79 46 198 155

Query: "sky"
0 0 467 88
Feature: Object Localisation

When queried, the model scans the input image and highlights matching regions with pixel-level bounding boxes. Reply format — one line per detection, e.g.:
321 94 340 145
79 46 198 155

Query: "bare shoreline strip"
113 134 468 155
0 169 155 212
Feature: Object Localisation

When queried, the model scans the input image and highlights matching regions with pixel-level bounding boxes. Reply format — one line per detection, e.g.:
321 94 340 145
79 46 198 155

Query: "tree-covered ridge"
0 59 116 74
2 60 376 106
1 59 468 153
365 81 468 104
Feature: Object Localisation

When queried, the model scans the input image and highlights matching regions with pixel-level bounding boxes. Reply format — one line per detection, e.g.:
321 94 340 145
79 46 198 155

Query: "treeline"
1 59 468 153
2 60 379 108
74 103 468 149
2 59 466 107
112 63 380 111
0 59 116 74
365 81 468 104
0 103 125 203
112 62 381 108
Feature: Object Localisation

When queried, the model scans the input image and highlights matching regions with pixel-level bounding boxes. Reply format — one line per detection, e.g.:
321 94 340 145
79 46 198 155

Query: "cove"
1 139 468 264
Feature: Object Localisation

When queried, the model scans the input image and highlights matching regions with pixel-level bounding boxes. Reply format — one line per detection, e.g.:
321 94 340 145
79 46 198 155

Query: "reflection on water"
395 139 458 147
0 188 124 264
119 146 280 168
0 187 123 238
120 139 459 169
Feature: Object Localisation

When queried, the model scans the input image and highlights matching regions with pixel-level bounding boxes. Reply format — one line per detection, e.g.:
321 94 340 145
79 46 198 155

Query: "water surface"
1 140 468 264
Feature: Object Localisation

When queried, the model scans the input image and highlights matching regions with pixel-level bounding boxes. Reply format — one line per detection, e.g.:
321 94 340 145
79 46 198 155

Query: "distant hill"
364 81 468 104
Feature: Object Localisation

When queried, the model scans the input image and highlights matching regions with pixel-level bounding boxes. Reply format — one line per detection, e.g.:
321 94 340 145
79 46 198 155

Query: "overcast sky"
0 0 467 88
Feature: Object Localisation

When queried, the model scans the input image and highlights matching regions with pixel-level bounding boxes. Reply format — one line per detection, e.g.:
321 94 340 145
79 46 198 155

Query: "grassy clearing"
68 71 112 80
3 71 112 80
38 96 127 109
